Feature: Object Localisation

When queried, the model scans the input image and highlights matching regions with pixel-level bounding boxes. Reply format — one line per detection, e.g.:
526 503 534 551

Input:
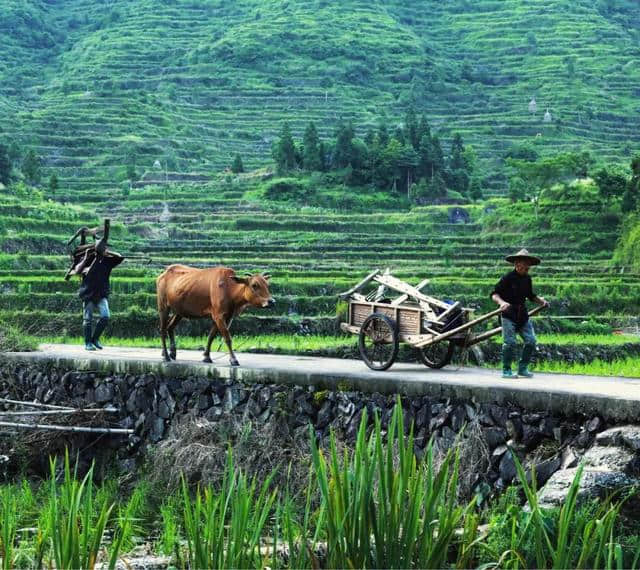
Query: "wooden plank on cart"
338 269 380 300
390 278 430 305
374 273 450 310
435 301 461 323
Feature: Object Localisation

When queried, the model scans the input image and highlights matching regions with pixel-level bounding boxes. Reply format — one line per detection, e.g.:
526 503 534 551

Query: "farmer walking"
79 249 124 351
491 248 548 378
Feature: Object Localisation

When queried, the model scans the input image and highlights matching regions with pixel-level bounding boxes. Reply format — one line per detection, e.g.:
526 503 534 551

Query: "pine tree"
469 178 483 201
231 153 244 173
272 122 297 173
22 149 41 185
416 114 431 145
449 133 466 171
302 122 322 171
621 187 636 213
0 144 11 186
404 106 419 149
377 122 389 147
431 136 445 175
49 173 59 196
333 122 355 169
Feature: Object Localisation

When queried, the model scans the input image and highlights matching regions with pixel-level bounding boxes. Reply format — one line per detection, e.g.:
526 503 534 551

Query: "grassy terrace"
0 178 635 348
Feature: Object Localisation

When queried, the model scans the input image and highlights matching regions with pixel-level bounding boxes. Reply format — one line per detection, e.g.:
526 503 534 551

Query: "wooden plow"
339 268 544 371
65 218 150 280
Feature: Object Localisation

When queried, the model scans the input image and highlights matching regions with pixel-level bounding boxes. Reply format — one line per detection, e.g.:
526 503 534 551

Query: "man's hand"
537 296 550 308
499 302 510 312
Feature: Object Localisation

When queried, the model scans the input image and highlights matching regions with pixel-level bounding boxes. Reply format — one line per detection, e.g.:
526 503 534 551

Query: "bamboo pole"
0 398 74 411
0 409 115 417
0 421 133 435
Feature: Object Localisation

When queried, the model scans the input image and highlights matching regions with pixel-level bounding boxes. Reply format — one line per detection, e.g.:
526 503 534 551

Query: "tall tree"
0 144 11 186
416 114 431 146
49 173 59 196
302 122 322 171
333 122 355 169
231 153 244 173
22 149 41 185
594 167 627 201
404 106 419 149
449 133 466 171
272 122 297 173
377 122 389 147
430 135 445 176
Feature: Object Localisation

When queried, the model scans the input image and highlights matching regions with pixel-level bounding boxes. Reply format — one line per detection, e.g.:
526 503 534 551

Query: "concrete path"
4 344 640 421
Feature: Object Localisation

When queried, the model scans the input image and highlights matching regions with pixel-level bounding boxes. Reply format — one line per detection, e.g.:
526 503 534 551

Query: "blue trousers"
82 298 110 326
502 318 536 371
502 318 536 348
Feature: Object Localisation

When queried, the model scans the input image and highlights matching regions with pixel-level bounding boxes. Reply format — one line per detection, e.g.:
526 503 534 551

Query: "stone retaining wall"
1 357 638 507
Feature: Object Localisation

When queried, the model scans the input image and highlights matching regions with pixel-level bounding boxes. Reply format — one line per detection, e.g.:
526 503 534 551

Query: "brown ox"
156 265 274 365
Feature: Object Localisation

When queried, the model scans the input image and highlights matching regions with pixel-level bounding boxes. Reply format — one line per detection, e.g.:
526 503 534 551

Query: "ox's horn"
262 272 271 280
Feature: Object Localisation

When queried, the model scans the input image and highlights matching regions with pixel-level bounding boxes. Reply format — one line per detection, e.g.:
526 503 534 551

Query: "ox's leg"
159 308 171 362
203 322 219 363
214 316 239 367
167 314 182 360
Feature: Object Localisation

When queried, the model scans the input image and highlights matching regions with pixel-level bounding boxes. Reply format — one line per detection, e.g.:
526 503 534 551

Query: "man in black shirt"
491 248 548 378
79 251 124 351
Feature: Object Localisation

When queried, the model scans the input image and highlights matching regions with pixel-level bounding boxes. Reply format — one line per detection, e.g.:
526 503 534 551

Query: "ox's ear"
262 273 271 282
231 275 249 285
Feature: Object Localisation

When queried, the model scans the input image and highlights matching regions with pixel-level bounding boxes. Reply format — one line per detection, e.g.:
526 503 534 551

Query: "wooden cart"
339 269 544 371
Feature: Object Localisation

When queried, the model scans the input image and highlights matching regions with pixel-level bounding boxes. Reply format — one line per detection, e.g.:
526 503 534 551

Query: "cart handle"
466 304 547 346
416 303 547 348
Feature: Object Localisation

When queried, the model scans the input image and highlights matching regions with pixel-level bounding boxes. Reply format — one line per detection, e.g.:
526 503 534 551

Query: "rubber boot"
91 317 109 350
518 344 535 378
84 323 96 351
502 344 516 378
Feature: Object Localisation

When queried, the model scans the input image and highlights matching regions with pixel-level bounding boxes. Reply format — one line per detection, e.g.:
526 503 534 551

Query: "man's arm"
532 294 549 307
491 292 511 312
491 276 510 312
105 250 125 267
528 277 549 307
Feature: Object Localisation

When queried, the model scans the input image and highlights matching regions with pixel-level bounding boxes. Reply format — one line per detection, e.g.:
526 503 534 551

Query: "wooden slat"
434 301 461 323
374 274 450 310
390 278 430 305
338 269 380 299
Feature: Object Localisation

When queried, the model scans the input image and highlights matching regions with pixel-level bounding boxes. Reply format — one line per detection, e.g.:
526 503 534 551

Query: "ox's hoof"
230 358 240 367
203 355 212 364
162 354 171 363
169 352 177 361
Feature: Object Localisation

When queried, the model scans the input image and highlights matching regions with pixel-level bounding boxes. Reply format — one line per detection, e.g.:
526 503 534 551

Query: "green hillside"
1 0 639 192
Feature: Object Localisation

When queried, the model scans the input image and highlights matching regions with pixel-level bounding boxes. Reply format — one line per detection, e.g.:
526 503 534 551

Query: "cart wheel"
417 341 455 369
358 313 399 371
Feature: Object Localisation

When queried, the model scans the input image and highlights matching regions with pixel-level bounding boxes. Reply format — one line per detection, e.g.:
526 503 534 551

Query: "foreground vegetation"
1 404 639 569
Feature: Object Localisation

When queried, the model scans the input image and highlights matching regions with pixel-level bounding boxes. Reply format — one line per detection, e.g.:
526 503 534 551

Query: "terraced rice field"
0 180 636 346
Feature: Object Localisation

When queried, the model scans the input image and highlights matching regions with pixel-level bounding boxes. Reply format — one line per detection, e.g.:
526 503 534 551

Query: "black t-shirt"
491 269 536 325
78 255 123 302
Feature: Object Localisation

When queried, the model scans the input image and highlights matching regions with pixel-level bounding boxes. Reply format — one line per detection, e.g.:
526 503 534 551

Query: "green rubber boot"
518 344 535 378
91 317 109 350
502 344 517 378
84 323 96 351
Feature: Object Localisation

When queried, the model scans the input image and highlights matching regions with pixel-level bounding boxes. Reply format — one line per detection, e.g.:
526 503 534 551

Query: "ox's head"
232 273 275 308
